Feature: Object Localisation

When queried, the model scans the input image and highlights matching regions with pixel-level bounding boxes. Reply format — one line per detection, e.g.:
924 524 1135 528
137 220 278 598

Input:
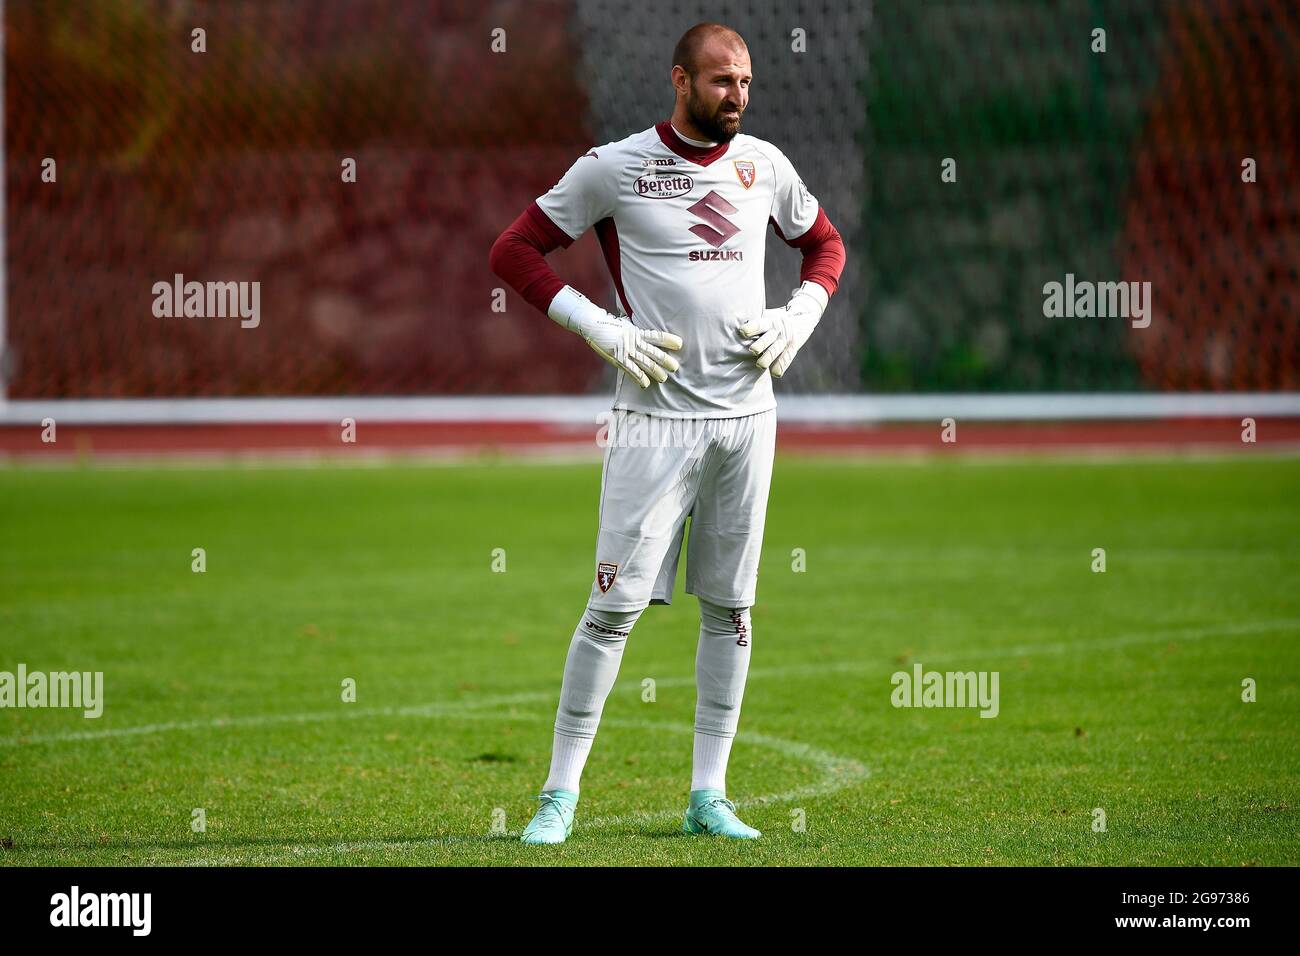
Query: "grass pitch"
1 452 1297 866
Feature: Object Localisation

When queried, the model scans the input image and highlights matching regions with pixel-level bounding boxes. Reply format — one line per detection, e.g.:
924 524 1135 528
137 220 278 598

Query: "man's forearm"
770 207 846 299
488 202 575 315
488 207 683 388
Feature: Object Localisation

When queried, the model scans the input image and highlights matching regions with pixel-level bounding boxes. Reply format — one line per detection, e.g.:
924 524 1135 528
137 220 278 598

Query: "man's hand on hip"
548 285 683 388
737 280 829 378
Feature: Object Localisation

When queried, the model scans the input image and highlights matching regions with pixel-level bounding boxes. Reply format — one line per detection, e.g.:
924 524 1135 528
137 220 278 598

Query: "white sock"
543 733 594 793
541 604 645 794
691 732 735 792
691 600 753 793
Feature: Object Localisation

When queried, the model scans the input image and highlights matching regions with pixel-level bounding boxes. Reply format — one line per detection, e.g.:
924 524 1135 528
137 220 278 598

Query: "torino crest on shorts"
596 562 619 593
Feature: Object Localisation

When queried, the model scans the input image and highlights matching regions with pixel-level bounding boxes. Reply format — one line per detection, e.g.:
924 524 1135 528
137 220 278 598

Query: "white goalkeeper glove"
737 280 829 378
547 285 683 388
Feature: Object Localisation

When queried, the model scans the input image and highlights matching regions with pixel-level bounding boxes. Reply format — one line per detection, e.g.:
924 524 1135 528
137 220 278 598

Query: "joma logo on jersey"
687 190 740 247
634 173 693 199
688 250 744 261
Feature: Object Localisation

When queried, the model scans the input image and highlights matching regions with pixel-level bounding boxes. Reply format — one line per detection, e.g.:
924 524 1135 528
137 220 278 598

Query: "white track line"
6 446 1300 471
7 392 1300 424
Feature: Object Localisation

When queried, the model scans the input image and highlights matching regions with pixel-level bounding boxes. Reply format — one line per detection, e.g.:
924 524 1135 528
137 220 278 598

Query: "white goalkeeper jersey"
535 121 822 419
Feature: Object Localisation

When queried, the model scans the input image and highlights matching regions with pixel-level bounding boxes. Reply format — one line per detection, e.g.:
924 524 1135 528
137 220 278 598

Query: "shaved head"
670 23 751 143
672 22 748 77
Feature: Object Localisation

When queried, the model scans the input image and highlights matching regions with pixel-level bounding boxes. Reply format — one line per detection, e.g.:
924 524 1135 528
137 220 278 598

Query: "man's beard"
687 87 741 143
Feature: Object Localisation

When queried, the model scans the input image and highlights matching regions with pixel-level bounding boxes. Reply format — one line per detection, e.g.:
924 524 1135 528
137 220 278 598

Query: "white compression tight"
541 599 754 795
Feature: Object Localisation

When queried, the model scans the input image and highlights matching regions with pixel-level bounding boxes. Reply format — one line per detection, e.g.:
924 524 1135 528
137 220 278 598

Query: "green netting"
862 0 1297 392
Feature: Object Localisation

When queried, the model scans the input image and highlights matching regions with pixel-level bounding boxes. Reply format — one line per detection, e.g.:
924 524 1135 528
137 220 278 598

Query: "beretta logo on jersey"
733 160 756 189
634 171 693 199
596 562 618 593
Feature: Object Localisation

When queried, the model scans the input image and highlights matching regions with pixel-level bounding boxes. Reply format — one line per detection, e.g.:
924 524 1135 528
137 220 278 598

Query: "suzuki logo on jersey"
596 562 619 593
635 173 693 199
688 250 744 261
687 190 741 247
733 160 756 189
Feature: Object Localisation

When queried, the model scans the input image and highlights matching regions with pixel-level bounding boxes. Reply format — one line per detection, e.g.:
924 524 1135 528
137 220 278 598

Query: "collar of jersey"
655 120 731 167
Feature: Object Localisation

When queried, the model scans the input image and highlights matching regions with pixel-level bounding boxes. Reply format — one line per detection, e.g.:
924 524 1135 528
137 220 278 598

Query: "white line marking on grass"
7 617 1295 864
2 618 1295 749
0 691 563 746
186 715 868 865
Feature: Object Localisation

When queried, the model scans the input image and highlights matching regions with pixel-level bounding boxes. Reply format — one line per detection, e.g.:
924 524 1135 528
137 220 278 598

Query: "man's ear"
671 66 688 96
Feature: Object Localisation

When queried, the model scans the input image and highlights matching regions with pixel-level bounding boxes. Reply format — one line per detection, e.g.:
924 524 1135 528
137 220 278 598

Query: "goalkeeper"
488 21 846 844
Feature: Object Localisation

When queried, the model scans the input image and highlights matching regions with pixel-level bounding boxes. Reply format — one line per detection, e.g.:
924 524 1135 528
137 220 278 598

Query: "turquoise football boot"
520 789 578 845
683 789 761 839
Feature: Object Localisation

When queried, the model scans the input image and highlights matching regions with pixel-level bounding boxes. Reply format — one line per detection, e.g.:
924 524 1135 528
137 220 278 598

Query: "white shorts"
587 408 777 610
